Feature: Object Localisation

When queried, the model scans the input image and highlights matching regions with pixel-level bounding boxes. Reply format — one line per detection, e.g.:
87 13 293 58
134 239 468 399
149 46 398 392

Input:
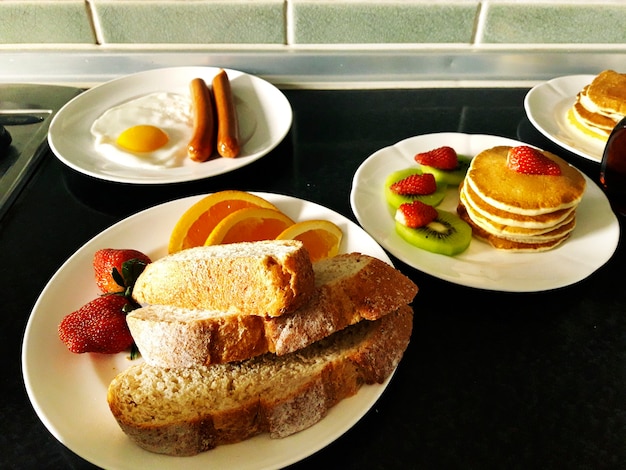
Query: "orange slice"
276 219 343 262
205 207 295 245
168 190 278 253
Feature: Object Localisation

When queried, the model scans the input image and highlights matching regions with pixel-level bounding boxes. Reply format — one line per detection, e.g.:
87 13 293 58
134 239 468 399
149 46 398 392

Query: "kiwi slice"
395 209 472 256
419 154 472 186
384 168 447 209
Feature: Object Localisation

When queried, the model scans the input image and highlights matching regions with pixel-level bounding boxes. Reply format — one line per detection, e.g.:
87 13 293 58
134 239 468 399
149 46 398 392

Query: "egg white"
90 92 193 169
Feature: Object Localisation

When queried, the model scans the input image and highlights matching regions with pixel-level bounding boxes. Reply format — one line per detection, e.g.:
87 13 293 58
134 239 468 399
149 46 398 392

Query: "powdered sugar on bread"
133 240 315 317
127 253 417 367
110 240 416 456
108 306 413 456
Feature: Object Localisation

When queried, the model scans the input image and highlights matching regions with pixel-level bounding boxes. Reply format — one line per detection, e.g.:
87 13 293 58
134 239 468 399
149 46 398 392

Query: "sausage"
187 78 216 162
212 69 240 158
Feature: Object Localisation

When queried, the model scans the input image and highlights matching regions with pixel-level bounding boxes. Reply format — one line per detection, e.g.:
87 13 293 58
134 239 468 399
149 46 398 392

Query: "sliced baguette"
127 253 418 368
132 240 315 318
108 305 413 456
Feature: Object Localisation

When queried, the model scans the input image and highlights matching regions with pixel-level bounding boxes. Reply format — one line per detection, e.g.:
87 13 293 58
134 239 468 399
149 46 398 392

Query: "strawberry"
414 146 458 170
94 248 151 294
390 172 437 195
395 201 438 228
58 295 135 354
506 146 562 176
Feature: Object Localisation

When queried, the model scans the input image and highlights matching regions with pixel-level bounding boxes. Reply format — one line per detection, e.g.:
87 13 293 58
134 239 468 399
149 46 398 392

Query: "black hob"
0 84 82 220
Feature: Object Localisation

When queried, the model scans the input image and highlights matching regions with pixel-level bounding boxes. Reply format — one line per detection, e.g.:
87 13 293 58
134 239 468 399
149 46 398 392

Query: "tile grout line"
85 0 103 45
285 0 294 46
473 1 488 46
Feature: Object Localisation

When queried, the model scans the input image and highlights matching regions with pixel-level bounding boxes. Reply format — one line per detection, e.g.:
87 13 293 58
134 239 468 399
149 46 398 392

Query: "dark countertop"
2 87 625 469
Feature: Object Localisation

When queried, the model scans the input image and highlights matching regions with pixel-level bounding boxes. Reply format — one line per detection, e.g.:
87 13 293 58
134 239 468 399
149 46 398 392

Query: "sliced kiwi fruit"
419 154 472 186
384 168 447 209
395 209 472 256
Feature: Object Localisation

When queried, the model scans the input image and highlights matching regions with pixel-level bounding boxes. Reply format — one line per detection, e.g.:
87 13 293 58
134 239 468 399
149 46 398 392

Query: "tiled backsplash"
1 0 625 86
2 0 626 46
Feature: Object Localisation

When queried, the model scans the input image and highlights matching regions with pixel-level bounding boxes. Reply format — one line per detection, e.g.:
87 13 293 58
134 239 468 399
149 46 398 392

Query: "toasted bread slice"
108 306 413 456
132 240 315 318
127 253 418 367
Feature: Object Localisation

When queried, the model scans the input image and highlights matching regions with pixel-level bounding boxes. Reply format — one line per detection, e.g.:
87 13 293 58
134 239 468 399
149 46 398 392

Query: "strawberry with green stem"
94 248 152 294
59 249 151 356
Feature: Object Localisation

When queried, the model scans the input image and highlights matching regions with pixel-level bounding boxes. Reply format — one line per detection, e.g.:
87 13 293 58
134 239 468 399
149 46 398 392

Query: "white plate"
350 133 619 292
524 74 605 162
48 67 293 184
22 193 396 470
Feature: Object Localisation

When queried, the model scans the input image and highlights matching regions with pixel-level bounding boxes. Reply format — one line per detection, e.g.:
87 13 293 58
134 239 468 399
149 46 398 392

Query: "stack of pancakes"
457 146 586 252
568 70 626 140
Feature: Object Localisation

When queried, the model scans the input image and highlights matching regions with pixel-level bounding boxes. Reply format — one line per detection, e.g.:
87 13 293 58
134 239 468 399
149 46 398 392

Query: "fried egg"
90 92 193 169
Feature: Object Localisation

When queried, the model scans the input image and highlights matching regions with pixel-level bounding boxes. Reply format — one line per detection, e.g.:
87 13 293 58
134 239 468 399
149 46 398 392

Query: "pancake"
457 202 571 252
465 146 586 215
457 145 585 252
571 100 614 137
567 106 610 140
459 183 576 238
567 70 626 140
460 180 576 231
585 70 626 116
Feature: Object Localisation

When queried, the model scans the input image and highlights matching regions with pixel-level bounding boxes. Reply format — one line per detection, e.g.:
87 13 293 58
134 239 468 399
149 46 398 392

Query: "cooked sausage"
212 69 240 158
187 78 216 162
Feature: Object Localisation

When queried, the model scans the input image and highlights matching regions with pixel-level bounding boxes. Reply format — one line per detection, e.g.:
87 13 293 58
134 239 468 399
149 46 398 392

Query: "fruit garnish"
414 146 458 170
395 209 472 256
59 248 150 356
389 172 437 195
506 146 562 176
58 295 135 354
395 201 438 228
384 169 447 209
276 219 343 262
168 190 280 253
205 207 295 245
420 154 472 185
94 248 152 294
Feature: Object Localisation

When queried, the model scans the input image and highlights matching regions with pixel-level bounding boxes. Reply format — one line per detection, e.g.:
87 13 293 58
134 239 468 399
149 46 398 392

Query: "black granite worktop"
2 87 624 469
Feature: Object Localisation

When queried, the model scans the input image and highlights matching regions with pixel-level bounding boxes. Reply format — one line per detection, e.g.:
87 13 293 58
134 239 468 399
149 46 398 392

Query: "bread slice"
127 253 418 367
108 305 413 456
132 240 315 318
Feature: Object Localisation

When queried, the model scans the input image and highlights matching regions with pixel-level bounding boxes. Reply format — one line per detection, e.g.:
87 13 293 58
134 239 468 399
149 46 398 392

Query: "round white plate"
350 133 619 292
22 193 397 470
524 74 605 163
48 67 293 184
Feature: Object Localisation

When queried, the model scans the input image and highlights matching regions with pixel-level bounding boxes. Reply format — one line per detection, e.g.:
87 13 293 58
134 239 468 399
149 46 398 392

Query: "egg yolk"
116 125 169 152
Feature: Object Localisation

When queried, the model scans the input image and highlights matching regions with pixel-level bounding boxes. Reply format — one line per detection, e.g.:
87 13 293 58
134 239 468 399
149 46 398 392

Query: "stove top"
0 84 83 221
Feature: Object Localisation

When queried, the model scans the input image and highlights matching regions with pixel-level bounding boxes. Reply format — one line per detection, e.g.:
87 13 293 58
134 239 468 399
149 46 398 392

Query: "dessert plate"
350 132 619 292
48 67 292 184
22 193 396 470
524 74 605 162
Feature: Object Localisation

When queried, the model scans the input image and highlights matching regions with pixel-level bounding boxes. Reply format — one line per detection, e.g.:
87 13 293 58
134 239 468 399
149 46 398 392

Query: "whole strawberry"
94 248 151 294
506 146 562 176
414 146 458 170
58 295 134 354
